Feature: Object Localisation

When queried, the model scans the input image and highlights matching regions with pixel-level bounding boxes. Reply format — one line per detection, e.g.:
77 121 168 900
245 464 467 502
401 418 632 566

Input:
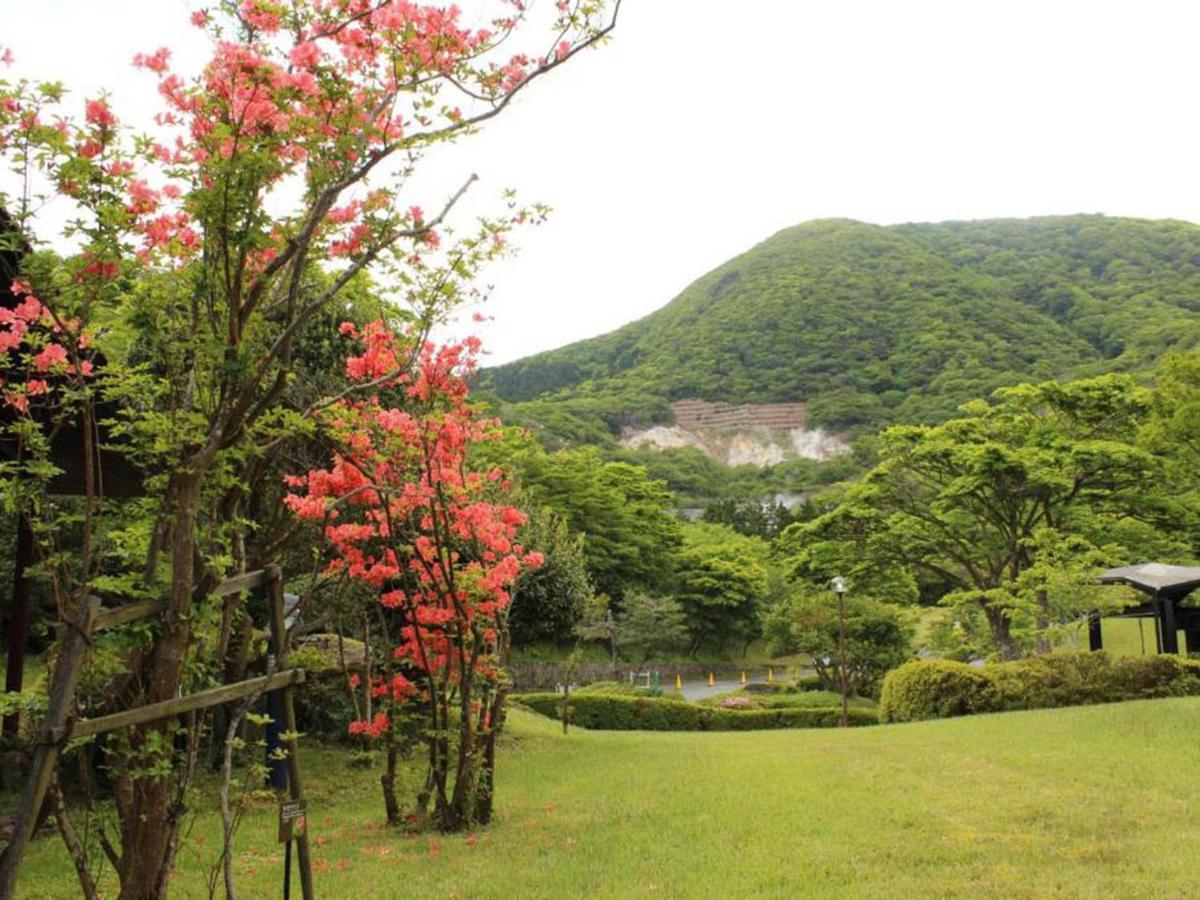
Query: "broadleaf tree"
786 375 1180 659
0 1 619 894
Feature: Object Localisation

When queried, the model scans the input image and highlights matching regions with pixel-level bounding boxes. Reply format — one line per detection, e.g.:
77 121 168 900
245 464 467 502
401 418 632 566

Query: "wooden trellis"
0 565 314 900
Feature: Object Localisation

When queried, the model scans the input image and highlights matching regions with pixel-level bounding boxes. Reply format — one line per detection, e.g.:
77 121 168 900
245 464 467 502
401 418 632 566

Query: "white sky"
5 0 1200 364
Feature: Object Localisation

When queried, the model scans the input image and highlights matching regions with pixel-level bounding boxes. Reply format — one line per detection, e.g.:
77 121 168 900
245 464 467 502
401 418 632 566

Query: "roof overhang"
1098 563 1200 600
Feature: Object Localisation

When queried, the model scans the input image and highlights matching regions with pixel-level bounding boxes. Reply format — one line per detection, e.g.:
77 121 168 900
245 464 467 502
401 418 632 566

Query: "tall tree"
507 444 681 599
787 376 1178 658
507 504 594 646
616 594 689 663
765 591 912 696
672 522 768 654
0 2 619 894
1143 351 1200 553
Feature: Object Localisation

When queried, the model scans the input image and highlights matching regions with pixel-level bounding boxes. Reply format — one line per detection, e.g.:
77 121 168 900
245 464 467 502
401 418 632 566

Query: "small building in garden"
1093 563 1200 656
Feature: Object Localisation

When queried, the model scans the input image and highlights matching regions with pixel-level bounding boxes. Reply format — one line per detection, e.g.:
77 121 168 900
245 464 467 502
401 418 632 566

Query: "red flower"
84 98 115 129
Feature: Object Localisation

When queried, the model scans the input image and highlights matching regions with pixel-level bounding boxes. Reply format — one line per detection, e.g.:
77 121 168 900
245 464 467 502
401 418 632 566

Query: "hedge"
512 692 877 730
879 652 1200 723
877 660 996 723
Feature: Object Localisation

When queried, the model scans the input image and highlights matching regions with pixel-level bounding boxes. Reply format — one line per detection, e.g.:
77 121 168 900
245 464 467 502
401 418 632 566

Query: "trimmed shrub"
573 681 638 695
988 651 1119 711
878 660 997 723
879 652 1200 723
701 706 876 730
1113 654 1200 698
793 674 824 692
512 692 877 730
700 689 861 711
742 681 790 695
516 693 701 730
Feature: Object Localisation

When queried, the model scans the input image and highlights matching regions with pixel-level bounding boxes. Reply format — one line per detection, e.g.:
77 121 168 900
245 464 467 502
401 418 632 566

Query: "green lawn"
9 697 1200 898
1098 617 1192 657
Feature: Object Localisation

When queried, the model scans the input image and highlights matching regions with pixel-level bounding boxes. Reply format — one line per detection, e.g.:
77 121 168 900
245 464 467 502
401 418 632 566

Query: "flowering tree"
0 0 618 894
286 322 540 830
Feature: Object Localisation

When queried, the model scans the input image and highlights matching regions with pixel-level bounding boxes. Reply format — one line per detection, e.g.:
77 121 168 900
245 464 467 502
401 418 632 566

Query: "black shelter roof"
1098 563 1200 601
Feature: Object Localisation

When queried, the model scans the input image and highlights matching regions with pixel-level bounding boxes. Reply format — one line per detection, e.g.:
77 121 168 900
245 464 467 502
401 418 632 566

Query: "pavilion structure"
1092 563 1200 656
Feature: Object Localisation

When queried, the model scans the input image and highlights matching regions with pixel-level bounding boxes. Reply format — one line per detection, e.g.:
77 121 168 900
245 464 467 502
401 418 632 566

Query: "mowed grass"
11 698 1200 898
1099 617 1194 657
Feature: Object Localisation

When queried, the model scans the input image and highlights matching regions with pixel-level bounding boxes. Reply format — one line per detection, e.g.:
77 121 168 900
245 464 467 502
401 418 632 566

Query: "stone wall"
671 399 809 430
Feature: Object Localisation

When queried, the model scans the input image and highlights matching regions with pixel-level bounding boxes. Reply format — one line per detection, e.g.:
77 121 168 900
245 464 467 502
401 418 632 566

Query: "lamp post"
830 576 849 728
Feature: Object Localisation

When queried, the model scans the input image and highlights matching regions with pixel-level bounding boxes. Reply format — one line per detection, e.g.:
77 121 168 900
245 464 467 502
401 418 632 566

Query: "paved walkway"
677 676 769 702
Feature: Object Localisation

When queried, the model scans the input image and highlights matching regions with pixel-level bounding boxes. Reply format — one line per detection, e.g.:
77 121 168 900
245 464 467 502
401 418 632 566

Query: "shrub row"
879 652 1200 723
513 692 877 730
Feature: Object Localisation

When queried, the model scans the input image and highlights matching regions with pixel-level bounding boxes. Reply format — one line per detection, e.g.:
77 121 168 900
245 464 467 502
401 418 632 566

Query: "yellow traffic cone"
740 671 747 684
707 672 715 686
768 667 774 683
675 673 682 690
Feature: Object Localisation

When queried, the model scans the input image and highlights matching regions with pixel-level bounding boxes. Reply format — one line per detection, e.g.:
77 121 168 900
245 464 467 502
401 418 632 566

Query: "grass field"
9 697 1200 898
1097 618 1193 657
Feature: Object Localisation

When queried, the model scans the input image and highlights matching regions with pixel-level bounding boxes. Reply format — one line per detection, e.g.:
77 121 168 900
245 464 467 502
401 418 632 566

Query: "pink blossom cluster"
0 280 95 413
285 322 540 740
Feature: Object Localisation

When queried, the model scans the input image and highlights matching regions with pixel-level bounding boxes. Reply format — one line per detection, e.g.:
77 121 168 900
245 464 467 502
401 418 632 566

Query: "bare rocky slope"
620 400 848 467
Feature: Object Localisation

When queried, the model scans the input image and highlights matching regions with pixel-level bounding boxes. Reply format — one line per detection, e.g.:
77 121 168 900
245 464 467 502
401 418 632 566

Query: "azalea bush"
0 0 618 894
718 696 756 709
285 323 543 831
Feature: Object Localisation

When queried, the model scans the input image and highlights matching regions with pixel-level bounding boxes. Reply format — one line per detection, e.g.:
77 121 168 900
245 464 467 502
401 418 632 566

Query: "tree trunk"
473 618 511 826
1035 589 1051 655
116 471 203 900
983 604 1020 661
444 677 478 831
473 685 508 825
381 727 400 826
3 515 34 739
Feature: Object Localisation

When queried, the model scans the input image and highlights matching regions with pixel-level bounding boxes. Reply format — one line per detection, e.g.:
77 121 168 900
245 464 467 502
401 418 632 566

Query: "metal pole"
283 837 292 900
836 589 849 728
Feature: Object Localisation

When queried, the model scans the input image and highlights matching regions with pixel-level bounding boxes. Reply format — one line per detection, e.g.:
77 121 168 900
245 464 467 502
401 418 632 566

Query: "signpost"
279 798 308 900
278 799 308 843
0 566 316 899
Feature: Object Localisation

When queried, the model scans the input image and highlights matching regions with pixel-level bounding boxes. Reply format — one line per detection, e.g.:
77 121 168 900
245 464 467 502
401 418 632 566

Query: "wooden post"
267 567 314 900
0 596 98 898
1087 611 1103 652
1160 597 1179 655
1185 625 1200 658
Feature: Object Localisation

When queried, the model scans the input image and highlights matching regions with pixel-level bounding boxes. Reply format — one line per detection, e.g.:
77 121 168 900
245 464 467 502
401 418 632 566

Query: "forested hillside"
482 216 1200 441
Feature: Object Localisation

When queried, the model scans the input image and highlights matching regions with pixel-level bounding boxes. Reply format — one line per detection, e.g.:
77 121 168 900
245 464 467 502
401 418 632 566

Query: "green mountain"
482 216 1200 445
